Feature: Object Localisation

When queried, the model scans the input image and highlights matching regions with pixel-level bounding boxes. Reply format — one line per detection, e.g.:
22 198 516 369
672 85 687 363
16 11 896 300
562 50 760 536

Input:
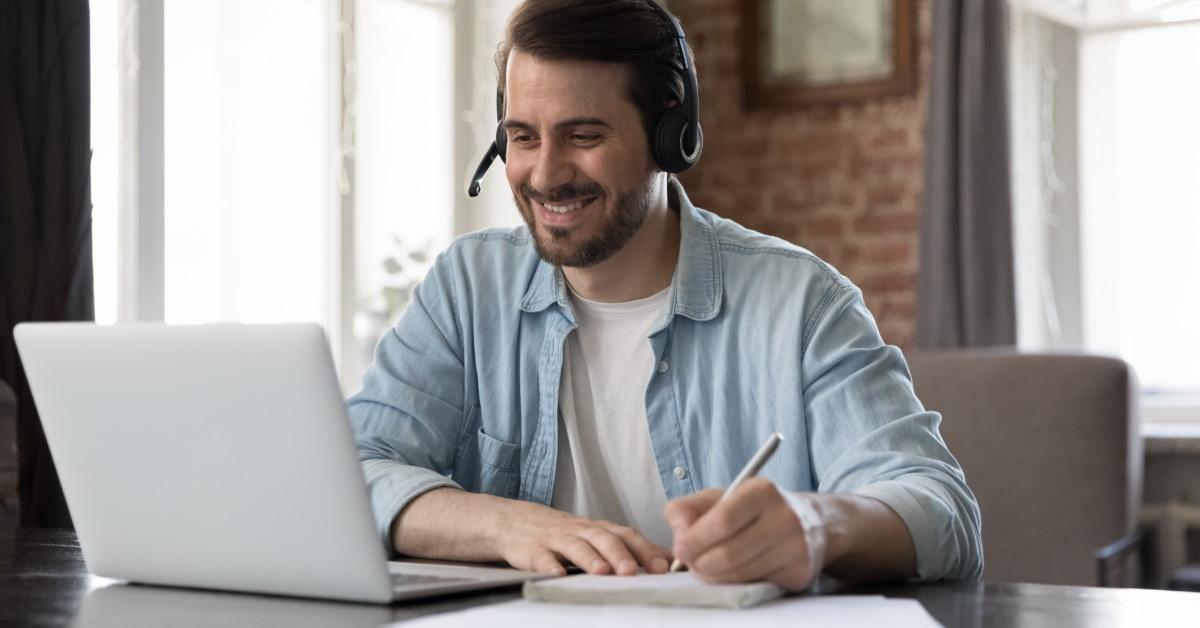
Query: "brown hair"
496 0 695 141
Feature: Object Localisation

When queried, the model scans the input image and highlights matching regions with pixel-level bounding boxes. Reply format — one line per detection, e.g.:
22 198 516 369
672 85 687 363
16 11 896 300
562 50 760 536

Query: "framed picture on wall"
741 0 917 108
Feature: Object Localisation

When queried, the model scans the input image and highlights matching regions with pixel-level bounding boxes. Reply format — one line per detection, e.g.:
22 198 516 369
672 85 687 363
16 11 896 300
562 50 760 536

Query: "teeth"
544 199 590 213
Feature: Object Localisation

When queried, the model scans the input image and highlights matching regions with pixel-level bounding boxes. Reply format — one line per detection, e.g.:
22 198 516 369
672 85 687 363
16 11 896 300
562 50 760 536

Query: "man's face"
503 50 659 268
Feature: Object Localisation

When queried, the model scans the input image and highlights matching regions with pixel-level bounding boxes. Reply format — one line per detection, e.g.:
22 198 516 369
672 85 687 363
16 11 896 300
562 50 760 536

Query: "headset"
466 0 703 198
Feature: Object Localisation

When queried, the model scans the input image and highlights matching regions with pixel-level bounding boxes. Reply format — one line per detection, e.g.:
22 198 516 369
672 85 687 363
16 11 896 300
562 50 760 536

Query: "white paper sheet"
393 595 943 628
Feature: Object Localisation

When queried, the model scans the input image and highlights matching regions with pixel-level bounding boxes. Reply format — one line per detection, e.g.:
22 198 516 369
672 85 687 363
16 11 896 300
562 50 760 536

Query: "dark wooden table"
4 527 1200 627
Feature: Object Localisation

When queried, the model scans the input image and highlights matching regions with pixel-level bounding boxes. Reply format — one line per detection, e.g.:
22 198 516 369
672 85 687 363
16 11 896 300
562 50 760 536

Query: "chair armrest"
1095 527 1151 587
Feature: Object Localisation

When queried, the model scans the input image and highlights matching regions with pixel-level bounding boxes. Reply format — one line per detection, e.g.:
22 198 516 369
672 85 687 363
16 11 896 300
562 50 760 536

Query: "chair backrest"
905 350 1141 586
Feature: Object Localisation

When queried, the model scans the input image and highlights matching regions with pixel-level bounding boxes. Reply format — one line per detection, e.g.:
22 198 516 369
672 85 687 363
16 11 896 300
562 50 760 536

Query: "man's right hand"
391 487 672 576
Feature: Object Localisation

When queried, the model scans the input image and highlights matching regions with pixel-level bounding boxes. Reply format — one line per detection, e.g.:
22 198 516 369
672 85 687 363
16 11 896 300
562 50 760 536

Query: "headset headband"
646 0 700 159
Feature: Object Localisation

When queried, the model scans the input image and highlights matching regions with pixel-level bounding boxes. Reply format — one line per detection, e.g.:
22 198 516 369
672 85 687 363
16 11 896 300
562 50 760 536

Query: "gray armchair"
905 350 1145 586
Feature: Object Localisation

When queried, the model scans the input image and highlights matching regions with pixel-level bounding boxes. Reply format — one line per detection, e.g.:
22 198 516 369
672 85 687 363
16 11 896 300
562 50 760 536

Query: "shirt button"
673 466 688 480
658 360 669 373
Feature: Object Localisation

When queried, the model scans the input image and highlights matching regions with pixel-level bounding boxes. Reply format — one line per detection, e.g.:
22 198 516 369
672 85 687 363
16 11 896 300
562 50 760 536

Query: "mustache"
520 182 603 204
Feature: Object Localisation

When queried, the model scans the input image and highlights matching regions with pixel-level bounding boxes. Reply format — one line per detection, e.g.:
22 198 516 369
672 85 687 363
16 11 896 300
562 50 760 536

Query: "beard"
514 174 654 268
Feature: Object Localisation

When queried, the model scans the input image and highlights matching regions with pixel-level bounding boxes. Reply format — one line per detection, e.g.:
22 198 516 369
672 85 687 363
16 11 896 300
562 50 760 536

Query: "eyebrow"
502 117 614 133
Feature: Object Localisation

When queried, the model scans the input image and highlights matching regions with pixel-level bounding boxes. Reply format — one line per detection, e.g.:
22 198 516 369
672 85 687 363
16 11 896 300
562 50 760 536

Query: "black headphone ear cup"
494 122 507 163
688 122 704 166
653 108 691 173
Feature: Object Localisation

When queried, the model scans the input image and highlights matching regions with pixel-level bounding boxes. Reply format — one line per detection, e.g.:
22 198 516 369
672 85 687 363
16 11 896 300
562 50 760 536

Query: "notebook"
522 572 785 609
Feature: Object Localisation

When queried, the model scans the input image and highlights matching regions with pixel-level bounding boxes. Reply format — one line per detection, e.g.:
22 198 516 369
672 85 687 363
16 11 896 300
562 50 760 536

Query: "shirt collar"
520 177 723 323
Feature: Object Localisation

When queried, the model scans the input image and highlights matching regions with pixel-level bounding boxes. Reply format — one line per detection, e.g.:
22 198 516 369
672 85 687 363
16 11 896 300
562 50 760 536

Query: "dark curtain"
0 0 93 528
916 0 1016 348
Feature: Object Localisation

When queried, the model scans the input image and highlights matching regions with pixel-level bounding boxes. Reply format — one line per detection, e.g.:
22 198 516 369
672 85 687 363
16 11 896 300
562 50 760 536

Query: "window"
351 0 454 383
163 0 336 328
90 0 519 393
1080 21 1200 394
90 0 119 326
1011 0 1200 422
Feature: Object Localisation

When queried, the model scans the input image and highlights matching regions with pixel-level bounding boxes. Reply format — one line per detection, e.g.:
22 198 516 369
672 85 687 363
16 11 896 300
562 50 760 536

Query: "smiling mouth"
540 197 598 214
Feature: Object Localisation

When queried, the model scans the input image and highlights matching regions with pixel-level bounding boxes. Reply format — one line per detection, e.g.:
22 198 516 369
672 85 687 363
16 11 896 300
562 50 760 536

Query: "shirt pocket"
476 426 521 498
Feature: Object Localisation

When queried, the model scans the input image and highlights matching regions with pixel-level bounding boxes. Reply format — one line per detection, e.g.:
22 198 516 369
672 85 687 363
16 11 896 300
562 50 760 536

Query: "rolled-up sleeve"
345 253 467 552
801 283 983 581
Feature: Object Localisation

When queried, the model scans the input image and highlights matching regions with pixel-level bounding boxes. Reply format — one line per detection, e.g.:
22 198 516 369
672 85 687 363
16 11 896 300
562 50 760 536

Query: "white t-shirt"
550 284 674 549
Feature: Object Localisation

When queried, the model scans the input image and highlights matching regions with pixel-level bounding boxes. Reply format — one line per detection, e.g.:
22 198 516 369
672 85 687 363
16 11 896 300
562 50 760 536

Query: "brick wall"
673 0 932 348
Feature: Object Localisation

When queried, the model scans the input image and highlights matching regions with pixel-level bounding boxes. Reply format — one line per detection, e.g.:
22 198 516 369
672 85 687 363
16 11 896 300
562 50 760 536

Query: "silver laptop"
14 322 548 604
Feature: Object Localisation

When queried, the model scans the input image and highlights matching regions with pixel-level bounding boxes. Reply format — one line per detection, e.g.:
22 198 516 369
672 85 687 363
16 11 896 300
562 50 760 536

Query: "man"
346 0 982 591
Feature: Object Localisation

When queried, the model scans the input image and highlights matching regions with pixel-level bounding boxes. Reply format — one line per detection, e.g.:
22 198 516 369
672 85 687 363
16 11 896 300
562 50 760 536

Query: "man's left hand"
664 477 827 591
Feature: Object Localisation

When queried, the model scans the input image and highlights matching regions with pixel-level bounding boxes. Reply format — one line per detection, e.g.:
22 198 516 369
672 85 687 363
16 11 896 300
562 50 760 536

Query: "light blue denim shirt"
346 179 983 581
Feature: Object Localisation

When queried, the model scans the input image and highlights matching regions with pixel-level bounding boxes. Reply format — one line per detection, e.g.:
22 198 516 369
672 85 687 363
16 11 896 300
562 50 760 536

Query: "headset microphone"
467 142 500 198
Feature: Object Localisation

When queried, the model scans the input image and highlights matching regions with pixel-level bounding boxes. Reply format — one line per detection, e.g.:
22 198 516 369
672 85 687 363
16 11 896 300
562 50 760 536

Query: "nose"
529 141 575 195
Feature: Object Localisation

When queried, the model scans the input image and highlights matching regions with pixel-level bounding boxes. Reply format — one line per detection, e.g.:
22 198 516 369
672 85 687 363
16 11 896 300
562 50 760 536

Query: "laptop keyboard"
391 573 475 588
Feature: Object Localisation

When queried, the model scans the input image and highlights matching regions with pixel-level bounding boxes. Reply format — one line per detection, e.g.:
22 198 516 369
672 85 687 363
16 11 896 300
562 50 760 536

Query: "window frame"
1009 0 1200 426
101 0 519 393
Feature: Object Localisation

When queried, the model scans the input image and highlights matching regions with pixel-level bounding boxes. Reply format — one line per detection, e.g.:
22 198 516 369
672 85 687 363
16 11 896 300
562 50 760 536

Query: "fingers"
695 532 817 590
556 533 613 575
501 501 674 577
672 480 774 566
606 524 673 574
678 482 824 592
577 527 642 575
688 509 777 580
551 524 671 576
527 547 567 576
664 488 723 533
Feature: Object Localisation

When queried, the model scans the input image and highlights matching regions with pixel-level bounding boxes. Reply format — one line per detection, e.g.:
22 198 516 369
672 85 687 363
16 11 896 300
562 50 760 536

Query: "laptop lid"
14 322 394 603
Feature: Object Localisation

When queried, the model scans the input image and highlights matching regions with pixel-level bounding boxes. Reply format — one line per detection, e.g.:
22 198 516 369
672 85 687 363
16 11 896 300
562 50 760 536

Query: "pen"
668 431 784 572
